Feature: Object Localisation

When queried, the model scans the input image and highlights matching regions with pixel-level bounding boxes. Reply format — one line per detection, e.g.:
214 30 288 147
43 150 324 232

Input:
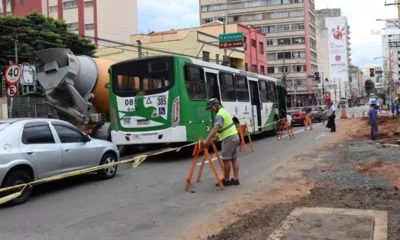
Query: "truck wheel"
97 153 118 180
1 170 33 205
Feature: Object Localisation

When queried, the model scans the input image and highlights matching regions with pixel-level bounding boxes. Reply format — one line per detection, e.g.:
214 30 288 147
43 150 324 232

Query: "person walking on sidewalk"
202 98 240 186
391 101 396 117
368 99 379 140
326 101 336 132
304 107 313 131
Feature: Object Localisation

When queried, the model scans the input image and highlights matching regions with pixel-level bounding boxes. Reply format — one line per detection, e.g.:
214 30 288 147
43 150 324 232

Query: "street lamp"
376 19 400 29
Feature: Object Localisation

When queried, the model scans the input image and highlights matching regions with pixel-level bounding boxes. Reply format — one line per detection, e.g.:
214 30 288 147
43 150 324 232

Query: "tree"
365 79 375 96
0 12 96 65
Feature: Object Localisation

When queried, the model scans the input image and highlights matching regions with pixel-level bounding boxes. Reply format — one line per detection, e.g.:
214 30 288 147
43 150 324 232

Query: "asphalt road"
0 106 367 240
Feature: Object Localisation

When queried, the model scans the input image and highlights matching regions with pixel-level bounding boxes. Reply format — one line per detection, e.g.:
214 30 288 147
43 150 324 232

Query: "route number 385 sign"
4 63 22 85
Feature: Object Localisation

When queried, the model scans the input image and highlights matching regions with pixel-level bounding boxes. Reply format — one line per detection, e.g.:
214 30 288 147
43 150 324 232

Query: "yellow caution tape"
0 141 198 205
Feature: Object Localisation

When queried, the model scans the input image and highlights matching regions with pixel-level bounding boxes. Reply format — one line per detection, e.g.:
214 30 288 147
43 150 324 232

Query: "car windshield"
0 123 10 132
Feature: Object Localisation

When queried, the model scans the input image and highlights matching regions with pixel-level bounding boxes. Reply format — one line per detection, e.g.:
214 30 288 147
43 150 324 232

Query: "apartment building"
1 0 138 44
200 0 319 107
382 19 400 83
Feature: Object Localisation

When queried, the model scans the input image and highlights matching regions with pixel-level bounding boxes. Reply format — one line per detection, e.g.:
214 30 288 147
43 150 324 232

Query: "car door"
19 121 63 179
51 122 98 174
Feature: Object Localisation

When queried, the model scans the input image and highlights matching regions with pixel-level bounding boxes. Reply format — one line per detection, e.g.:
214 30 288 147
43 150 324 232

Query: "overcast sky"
138 0 398 71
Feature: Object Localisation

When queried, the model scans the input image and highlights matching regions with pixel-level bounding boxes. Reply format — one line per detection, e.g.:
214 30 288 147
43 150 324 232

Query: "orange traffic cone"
340 108 348 119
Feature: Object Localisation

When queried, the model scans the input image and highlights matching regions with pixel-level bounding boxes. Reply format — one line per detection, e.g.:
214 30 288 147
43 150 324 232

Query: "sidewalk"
206 117 400 240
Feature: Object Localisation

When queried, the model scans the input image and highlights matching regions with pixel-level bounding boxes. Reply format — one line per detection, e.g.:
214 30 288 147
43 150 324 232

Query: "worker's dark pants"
371 124 379 140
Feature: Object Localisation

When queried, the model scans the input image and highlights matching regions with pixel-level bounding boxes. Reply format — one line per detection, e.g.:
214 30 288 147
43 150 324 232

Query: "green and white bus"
108 55 287 146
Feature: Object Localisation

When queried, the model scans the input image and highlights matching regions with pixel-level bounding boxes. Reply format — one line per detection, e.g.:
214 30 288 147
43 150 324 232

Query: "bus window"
184 65 207 100
259 80 268 103
112 57 173 97
219 72 236 102
235 75 249 102
206 72 220 100
267 82 276 102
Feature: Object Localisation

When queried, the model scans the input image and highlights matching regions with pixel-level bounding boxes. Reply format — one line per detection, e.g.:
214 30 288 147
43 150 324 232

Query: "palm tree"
2 0 16 15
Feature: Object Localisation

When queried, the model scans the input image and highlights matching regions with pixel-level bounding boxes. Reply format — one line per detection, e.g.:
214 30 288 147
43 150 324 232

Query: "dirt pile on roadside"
344 116 400 144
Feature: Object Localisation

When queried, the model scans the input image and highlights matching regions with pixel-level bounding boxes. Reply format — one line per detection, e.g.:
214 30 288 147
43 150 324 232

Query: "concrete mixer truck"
36 48 114 141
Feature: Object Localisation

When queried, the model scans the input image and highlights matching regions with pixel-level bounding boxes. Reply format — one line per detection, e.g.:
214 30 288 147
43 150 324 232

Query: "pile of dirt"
344 116 400 144
356 160 400 190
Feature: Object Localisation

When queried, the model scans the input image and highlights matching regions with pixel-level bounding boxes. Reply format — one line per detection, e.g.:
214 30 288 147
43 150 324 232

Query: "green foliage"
0 12 96 65
365 79 375 93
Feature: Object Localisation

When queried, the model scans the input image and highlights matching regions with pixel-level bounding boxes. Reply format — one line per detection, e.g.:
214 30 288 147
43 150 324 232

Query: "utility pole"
9 37 18 118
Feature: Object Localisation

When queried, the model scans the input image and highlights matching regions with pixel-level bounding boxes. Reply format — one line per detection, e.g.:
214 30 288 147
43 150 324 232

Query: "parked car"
0 118 120 205
288 108 306 126
309 106 324 122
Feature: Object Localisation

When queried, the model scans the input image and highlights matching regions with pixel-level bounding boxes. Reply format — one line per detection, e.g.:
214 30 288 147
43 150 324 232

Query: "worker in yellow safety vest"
202 98 240 186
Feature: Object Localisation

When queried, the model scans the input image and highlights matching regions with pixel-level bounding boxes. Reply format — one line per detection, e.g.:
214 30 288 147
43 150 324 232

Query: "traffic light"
370 68 375 77
315 72 320 82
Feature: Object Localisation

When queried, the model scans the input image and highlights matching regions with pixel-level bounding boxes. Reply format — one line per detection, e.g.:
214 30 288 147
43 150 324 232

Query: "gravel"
301 141 394 190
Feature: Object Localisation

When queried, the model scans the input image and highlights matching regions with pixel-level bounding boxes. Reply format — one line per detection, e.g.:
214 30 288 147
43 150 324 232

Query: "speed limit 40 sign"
6 85 17 98
4 63 22 85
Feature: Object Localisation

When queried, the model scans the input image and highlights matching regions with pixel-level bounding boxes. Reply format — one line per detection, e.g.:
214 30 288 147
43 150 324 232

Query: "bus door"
249 79 262 132
205 70 221 129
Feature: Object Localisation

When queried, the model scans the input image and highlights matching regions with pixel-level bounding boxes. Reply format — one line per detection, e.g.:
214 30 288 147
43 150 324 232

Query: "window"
277 38 291 45
261 25 276 33
292 37 305 44
53 124 85 143
68 22 79 31
206 73 219 99
202 51 210 62
291 23 304 31
244 13 262 21
84 1 93 7
277 51 292 59
260 66 265 75
290 9 303 17
252 65 257 73
267 39 277 46
63 0 78 9
259 42 264 54
22 122 55 144
49 6 58 12
85 23 94 30
267 82 276 102
259 81 268 103
219 72 236 101
293 65 305 72
184 65 206 100
245 63 248 71
310 38 316 49
235 75 249 101
113 58 172 97
251 39 256 48
276 24 290 32
310 25 316 37
274 11 289 18
292 51 305 59
267 67 275 74
267 53 277 60
20 0 24 5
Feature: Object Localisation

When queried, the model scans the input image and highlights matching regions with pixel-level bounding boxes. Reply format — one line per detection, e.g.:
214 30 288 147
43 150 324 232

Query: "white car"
0 118 120 205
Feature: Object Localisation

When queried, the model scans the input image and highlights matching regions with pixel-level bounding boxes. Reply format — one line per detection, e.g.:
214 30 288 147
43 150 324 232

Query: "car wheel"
1 170 33 205
97 153 118 180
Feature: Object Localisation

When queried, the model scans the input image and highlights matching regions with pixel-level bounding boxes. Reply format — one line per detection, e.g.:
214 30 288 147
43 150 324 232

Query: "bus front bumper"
110 126 187 145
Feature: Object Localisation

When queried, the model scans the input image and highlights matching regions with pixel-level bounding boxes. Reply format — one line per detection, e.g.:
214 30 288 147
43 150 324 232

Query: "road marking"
196 157 219 166
315 132 327 139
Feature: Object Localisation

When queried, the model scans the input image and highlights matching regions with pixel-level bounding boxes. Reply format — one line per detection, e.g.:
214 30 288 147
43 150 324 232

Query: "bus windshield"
112 57 174 97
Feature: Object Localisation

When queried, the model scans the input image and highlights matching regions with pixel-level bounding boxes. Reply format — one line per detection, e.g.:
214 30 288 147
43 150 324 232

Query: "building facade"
199 0 318 107
1 0 138 44
95 30 245 68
